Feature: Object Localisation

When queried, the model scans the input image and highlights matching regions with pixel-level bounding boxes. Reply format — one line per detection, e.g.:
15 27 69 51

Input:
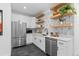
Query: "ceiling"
11 3 51 17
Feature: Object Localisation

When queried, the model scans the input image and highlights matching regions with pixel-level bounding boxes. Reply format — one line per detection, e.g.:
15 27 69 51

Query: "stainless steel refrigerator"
11 21 26 48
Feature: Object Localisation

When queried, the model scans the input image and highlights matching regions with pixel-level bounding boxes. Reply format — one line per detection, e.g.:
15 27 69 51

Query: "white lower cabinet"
57 42 66 56
26 34 34 44
40 38 45 52
28 33 73 56
33 35 45 52
38 37 45 52
33 37 40 48
57 40 73 56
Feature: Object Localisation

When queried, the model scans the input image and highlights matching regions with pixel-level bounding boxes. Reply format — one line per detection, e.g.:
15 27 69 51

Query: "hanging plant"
59 4 76 16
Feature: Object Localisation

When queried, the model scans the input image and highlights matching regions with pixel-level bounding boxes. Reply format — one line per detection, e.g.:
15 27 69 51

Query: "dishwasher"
45 37 57 56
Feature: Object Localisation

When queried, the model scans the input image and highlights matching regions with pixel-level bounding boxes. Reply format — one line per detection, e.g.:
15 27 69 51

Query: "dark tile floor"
11 44 46 56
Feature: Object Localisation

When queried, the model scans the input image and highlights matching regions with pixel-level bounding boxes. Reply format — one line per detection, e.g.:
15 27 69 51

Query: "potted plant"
58 4 76 16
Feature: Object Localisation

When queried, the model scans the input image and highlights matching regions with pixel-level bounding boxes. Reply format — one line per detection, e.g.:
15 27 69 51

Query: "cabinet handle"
59 42 64 45
57 47 58 51
34 38 36 40
40 40 41 43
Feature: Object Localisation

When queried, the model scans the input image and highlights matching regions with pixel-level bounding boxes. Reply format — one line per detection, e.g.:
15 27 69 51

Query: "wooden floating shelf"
49 23 73 28
50 12 74 19
36 14 44 19
36 21 44 24
50 3 74 19
50 25 73 28
50 13 61 19
50 3 67 11
36 18 44 33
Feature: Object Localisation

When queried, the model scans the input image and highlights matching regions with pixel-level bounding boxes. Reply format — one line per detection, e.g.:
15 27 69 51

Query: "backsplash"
52 16 74 36
42 10 74 37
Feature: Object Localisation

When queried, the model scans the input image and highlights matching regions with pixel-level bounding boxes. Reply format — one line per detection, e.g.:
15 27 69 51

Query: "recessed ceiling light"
24 6 27 9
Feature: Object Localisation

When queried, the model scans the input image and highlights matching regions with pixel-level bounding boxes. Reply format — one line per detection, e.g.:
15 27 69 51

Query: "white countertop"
44 35 72 42
33 33 73 42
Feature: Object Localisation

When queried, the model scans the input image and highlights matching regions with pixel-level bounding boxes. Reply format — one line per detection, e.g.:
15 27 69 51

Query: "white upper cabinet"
27 17 36 28
26 34 34 44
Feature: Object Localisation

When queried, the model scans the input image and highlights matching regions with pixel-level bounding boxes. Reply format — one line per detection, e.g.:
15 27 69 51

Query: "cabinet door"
33 37 36 45
33 35 45 52
57 41 67 56
40 37 45 52
27 34 33 44
33 36 41 49
57 45 67 56
35 37 40 48
27 17 36 28
27 19 31 28
57 40 73 56
31 18 36 28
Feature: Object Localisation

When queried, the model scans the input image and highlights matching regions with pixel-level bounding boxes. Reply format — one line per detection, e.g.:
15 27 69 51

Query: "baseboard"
12 45 26 49
26 42 33 45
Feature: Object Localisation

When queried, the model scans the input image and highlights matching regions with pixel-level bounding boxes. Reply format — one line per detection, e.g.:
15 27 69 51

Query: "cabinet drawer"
58 41 67 47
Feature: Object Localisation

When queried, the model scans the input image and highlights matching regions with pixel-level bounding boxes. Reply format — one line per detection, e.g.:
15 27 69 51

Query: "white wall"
12 13 30 22
42 10 55 35
74 3 79 55
12 13 36 28
0 3 11 56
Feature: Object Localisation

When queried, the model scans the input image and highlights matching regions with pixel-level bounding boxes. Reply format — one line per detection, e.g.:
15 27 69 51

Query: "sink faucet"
44 28 48 35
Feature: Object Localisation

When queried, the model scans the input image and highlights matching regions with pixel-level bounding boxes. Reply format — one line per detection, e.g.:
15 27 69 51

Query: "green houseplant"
59 4 76 16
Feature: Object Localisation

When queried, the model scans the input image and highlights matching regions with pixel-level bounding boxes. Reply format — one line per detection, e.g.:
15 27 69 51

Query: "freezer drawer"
20 37 26 46
11 37 19 47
